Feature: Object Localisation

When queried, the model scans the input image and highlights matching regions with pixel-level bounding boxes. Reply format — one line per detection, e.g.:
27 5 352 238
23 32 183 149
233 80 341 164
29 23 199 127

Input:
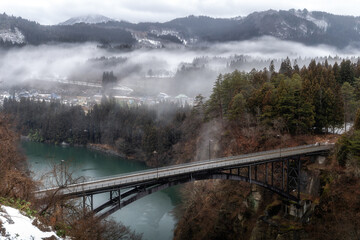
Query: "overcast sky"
1 0 359 25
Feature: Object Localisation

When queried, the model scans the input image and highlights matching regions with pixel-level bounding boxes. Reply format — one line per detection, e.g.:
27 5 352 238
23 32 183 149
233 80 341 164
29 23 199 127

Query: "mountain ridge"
1 9 360 49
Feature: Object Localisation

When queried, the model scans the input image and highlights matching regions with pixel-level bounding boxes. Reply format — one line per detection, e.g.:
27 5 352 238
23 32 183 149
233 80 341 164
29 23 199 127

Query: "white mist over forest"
1 36 360 97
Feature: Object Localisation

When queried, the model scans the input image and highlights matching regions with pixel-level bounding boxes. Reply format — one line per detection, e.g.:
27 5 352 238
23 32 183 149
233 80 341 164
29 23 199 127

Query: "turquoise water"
22 141 180 240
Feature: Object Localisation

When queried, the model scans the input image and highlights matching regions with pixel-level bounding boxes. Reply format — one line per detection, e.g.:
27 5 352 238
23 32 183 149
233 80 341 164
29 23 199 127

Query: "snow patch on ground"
0 205 60 240
332 123 354 135
137 38 163 48
0 28 25 44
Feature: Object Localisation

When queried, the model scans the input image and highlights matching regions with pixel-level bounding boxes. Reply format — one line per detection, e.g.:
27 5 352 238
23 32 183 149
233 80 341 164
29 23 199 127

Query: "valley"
1 4 360 240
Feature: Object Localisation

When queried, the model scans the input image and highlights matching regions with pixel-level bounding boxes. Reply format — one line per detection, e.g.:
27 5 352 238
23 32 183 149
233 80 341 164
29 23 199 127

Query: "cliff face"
305 173 360 239
248 167 322 240
249 169 360 240
174 148 360 240
172 117 357 240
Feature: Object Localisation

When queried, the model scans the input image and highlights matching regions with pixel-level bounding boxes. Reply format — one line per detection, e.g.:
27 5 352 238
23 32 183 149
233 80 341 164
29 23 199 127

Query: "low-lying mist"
1 36 360 97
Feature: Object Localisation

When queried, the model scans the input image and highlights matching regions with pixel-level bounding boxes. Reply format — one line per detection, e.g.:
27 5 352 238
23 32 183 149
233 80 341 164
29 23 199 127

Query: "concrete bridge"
36 144 333 218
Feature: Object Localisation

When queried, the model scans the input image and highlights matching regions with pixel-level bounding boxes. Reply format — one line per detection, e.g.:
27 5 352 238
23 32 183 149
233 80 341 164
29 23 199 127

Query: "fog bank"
1 37 359 97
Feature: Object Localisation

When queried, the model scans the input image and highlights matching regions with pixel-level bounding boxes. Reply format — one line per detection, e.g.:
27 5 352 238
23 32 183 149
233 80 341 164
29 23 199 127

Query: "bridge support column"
254 165 257 181
265 163 268 184
91 194 93 211
248 166 251 184
286 159 290 194
82 194 94 212
118 189 121 208
285 200 310 219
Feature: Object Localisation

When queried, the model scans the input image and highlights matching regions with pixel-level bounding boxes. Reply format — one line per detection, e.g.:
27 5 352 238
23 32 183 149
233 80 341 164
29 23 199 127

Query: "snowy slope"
59 14 114 25
0 205 61 240
294 10 329 31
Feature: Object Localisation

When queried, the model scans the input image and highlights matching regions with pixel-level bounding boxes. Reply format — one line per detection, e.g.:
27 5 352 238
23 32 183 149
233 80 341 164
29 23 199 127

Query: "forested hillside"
3 58 360 164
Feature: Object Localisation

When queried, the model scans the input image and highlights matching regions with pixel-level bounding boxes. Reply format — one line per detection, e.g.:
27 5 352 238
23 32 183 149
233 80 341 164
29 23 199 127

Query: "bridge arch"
94 158 302 219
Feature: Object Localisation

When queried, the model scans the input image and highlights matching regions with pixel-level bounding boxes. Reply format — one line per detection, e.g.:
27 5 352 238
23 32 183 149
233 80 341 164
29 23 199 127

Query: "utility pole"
153 151 158 179
209 139 213 160
60 160 65 187
276 135 281 157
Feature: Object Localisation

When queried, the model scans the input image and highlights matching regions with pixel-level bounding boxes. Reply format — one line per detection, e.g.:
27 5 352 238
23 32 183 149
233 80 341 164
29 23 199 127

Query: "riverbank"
86 143 149 165
87 143 125 158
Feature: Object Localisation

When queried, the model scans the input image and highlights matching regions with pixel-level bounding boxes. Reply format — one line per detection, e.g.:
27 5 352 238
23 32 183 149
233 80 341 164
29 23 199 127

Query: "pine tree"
228 92 246 121
340 60 354 85
279 57 292 77
293 59 300 74
207 74 224 120
341 82 358 131
354 108 360 131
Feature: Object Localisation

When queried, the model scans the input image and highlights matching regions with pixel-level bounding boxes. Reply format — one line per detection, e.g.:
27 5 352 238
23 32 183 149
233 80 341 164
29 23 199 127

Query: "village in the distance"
0 77 194 113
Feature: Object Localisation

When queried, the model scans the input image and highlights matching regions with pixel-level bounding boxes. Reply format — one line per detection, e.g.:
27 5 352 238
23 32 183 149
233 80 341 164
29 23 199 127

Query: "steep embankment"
0 114 35 202
172 117 350 240
0 114 58 238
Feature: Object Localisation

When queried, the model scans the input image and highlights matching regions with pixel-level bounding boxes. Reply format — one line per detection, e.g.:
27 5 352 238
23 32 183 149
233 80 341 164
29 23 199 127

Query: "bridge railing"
81 143 325 182
36 144 333 195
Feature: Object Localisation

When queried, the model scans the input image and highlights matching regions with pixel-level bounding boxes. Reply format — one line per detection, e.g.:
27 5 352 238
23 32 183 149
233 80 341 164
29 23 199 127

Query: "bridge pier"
82 194 94 212
284 200 312 219
249 166 252 184
316 155 326 164
265 163 268 184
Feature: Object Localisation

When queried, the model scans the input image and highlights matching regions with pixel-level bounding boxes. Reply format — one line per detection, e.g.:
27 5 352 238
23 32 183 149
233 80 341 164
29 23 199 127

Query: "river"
22 141 181 240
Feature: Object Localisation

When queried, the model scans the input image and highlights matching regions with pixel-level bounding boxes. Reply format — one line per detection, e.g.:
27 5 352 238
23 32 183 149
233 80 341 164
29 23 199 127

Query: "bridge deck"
36 144 333 198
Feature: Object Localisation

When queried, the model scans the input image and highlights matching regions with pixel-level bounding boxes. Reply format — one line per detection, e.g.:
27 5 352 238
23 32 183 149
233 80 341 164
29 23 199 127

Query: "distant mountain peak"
59 14 114 25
